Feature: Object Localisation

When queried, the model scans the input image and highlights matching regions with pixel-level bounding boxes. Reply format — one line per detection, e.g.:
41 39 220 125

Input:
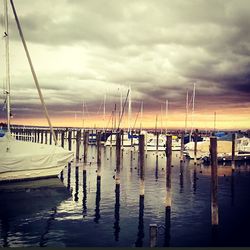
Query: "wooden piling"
139 134 145 196
149 224 158 247
116 131 121 182
68 130 72 151
210 136 218 226
232 133 236 172
180 132 184 162
97 131 101 164
194 129 198 165
83 131 89 163
75 166 79 202
49 130 52 145
166 135 172 208
61 131 65 148
76 130 81 161
45 130 48 144
41 130 44 144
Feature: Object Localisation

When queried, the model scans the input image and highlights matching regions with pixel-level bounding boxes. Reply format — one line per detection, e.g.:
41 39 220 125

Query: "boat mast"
10 0 58 145
4 0 11 133
82 99 85 129
165 99 168 134
160 104 163 134
128 85 132 133
214 111 216 132
140 101 143 132
184 90 188 134
189 83 196 141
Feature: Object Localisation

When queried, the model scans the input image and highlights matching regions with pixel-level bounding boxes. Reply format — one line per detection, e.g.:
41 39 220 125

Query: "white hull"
0 134 74 182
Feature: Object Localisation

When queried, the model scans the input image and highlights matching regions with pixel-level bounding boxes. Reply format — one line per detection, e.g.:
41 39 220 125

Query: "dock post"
83 131 89 163
97 131 101 164
68 130 72 151
75 130 81 161
116 131 121 174
165 135 172 246
210 136 219 226
75 166 79 201
156 131 159 158
149 224 158 247
41 130 44 144
194 129 198 165
37 130 40 143
231 133 236 172
45 130 48 144
61 131 65 148
49 130 52 145
180 132 184 162
139 134 145 196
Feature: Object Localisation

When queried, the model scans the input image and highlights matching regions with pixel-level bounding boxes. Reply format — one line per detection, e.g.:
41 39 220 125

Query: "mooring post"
49 130 52 145
75 130 81 161
232 133 236 172
210 136 219 226
116 131 121 177
45 130 48 144
121 129 124 150
97 131 101 164
83 131 89 163
156 131 159 158
139 134 145 196
67 163 71 191
194 129 198 165
74 166 79 202
41 130 44 144
180 132 184 162
149 224 158 247
68 130 72 151
37 130 40 143
61 131 65 148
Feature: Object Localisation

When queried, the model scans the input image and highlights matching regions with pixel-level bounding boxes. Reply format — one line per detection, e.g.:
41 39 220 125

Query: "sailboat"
0 0 74 182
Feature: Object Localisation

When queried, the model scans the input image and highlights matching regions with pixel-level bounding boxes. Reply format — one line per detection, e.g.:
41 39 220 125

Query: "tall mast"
4 0 11 133
120 87 122 127
82 99 85 129
190 83 196 141
140 101 143 131
128 85 132 132
165 99 168 134
10 0 58 144
185 90 188 134
103 93 106 131
160 104 163 134
214 111 216 132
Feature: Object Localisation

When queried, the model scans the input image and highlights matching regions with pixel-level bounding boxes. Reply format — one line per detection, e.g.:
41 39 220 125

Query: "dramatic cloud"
0 0 249 128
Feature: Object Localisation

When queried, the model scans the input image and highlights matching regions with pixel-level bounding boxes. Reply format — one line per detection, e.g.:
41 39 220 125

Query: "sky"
0 0 250 130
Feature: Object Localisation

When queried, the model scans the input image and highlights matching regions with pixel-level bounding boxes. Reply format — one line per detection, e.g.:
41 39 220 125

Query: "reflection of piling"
194 129 198 165
94 175 101 223
114 183 120 241
193 167 197 194
76 130 81 161
83 131 89 163
179 161 184 193
232 133 236 172
164 206 171 247
68 130 72 151
155 156 159 180
83 167 87 217
149 224 158 247
97 131 101 164
231 171 235 206
210 137 218 226
180 132 184 162
74 166 79 202
135 195 144 247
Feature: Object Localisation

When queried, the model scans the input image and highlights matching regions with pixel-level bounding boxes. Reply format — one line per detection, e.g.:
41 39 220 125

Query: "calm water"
1 145 250 247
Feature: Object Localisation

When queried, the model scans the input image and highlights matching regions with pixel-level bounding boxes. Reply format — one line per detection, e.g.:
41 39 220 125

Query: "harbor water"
1 145 250 247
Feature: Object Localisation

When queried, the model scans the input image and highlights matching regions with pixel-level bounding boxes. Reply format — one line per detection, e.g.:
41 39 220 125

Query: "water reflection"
74 166 79 202
114 184 120 241
164 207 171 247
155 157 159 181
67 163 71 191
179 161 184 193
135 195 144 247
82 169 87 218
94 176 101 223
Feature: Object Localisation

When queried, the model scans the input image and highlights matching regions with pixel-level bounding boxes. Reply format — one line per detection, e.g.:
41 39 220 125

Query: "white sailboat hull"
0 135 74 182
